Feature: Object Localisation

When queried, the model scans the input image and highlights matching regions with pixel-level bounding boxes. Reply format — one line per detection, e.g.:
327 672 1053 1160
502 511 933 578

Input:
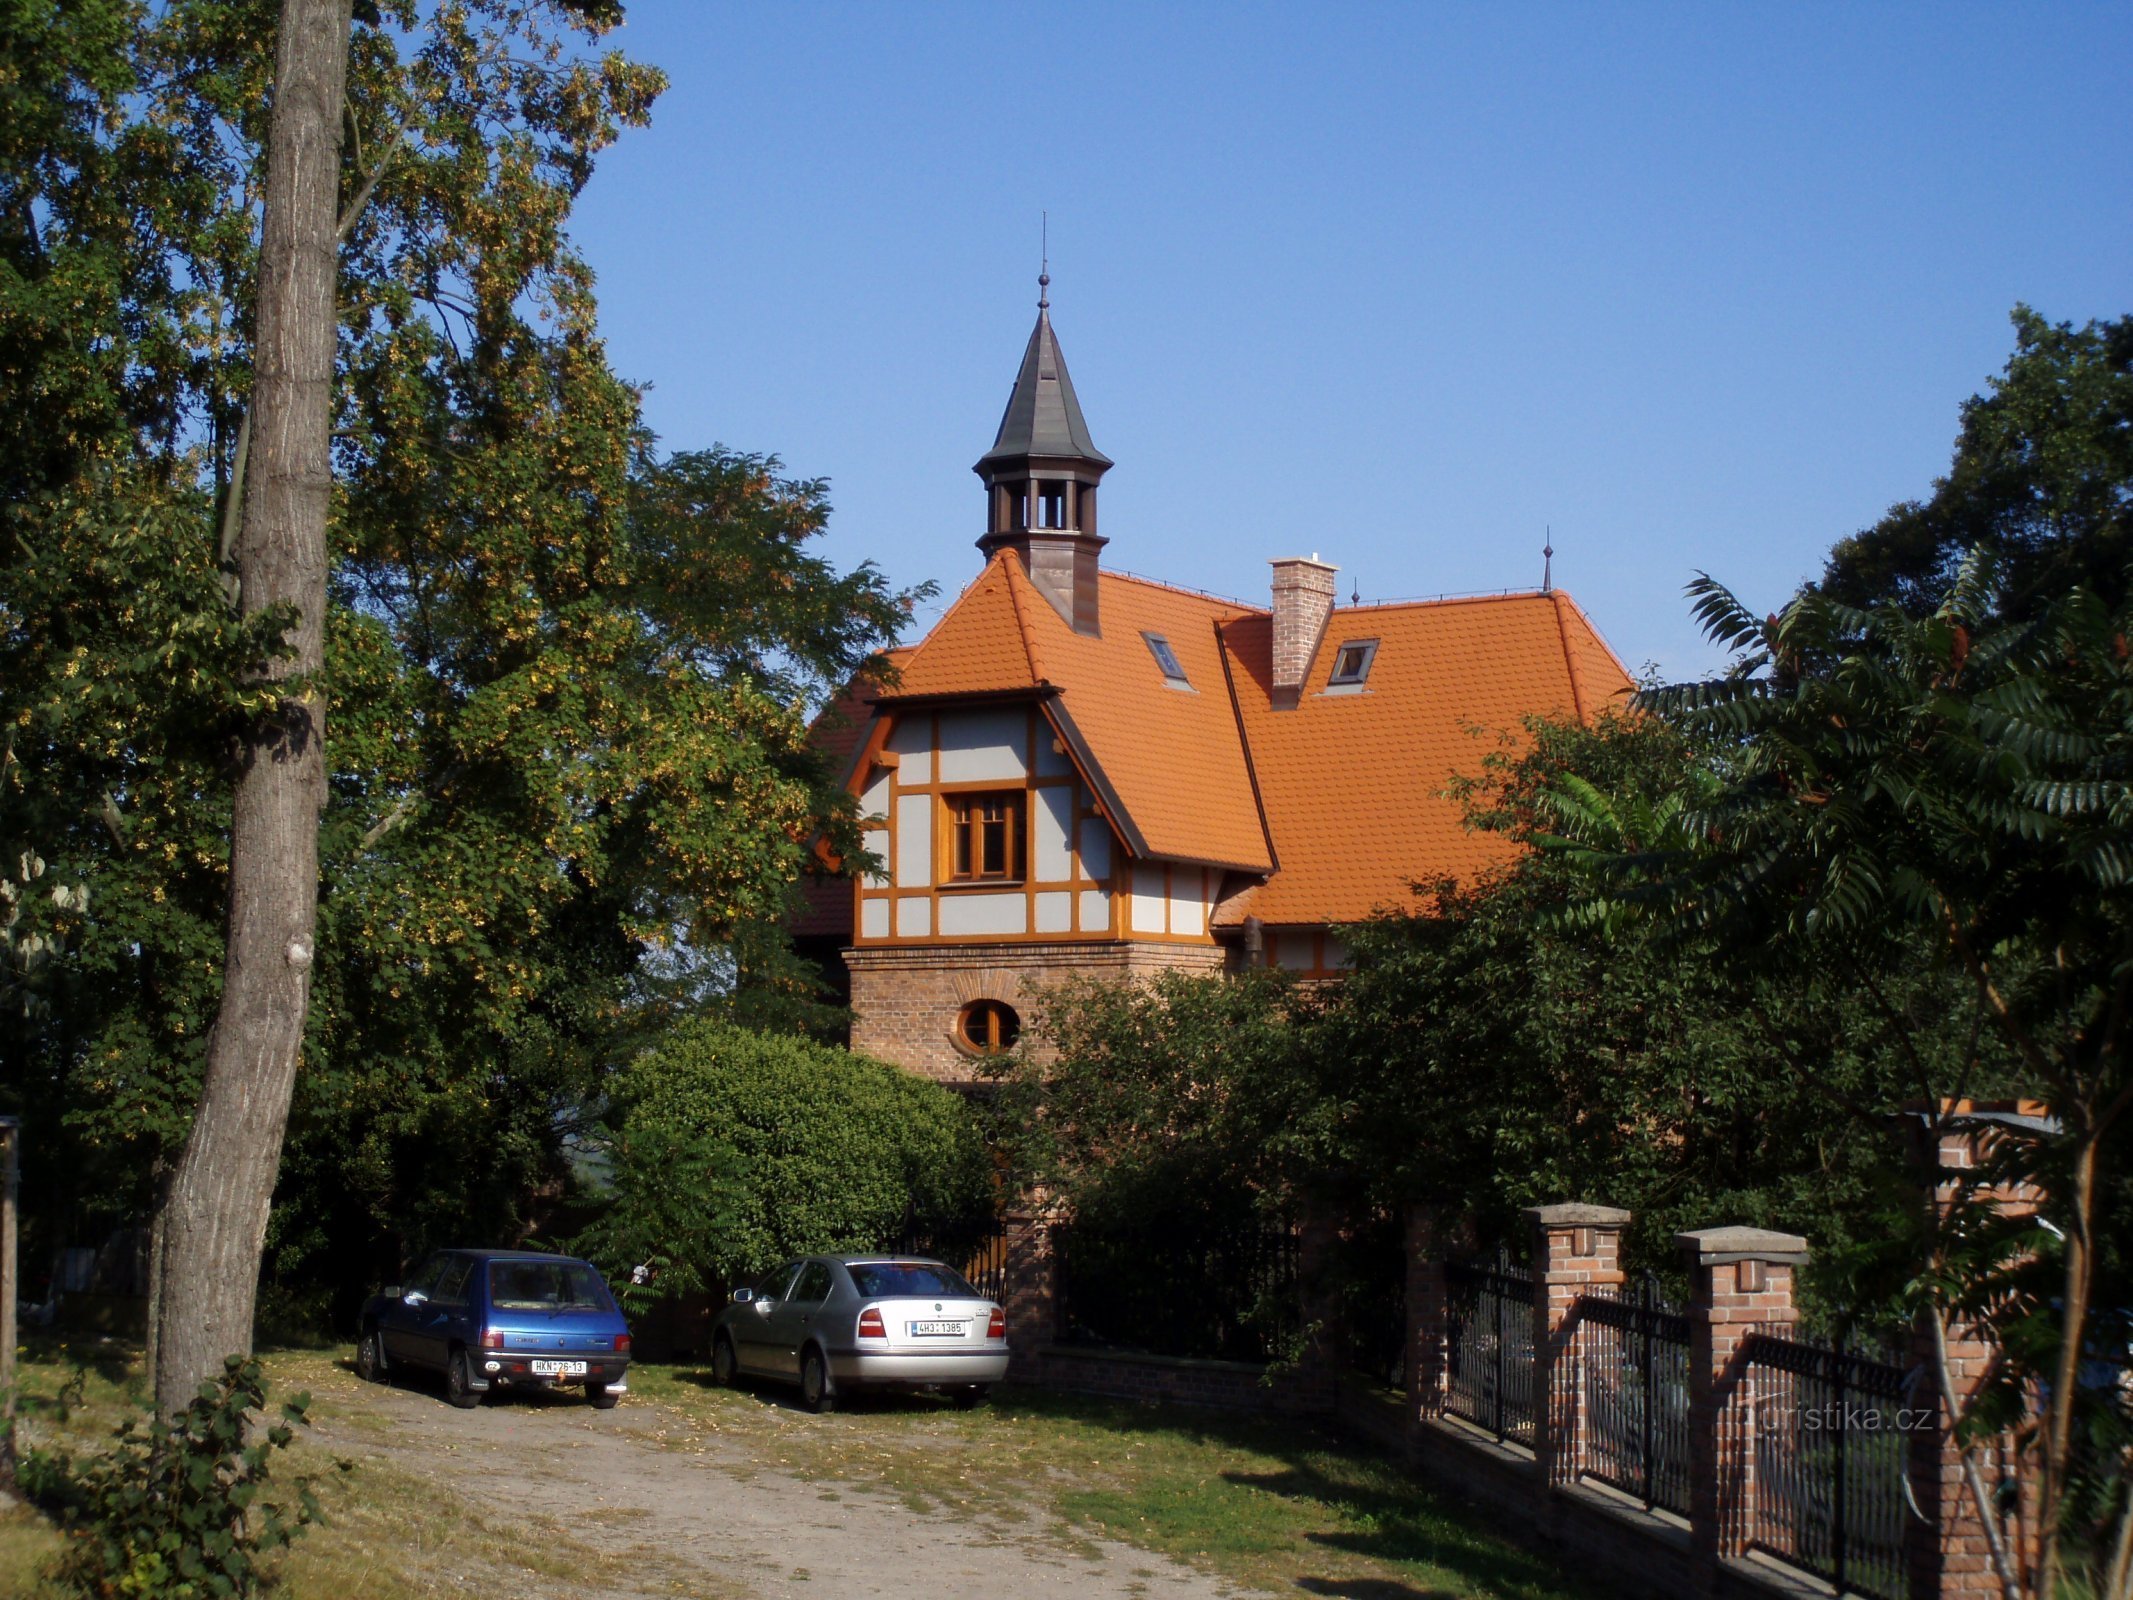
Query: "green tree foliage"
579 1020 992 1302
1816 307 2132 617
0 3 913 1317
1328 713 1997 1298
1641 557 2132 1597
983 970 1319 1357
994 714 1999 1345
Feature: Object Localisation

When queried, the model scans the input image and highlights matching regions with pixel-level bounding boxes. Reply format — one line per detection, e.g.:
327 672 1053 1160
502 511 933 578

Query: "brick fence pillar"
1680 1226 1807 1593
1406 1203 1471 1426
1002 1206 1056 1382
1902 1106 2045 1600
1527 1203 1632 1492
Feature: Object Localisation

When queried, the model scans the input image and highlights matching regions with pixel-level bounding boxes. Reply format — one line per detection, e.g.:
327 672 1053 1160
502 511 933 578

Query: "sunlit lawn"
3 1340 1611 1600
629 1364 1614 1600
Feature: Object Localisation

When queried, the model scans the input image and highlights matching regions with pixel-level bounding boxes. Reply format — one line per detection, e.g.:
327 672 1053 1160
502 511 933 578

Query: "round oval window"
956 999 1020 1055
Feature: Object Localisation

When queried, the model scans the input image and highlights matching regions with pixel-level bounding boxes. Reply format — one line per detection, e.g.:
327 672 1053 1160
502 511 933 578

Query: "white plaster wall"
1034 787 1074 881
1035 727 1073 777
860 898 889 939
1078 817 1112 882
1169 871 1206 936
935 709 1028 783
1034 891 1073 933
894 794 931 886
859 769 890 819
938 892 1028 937
895 896 931 937
1079 890 1111 932
887 717 932 785
1131 863 1167 934
861 828 890 887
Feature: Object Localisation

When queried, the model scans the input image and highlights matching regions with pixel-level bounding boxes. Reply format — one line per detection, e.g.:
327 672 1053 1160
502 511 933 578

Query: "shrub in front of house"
580 1019 993 1302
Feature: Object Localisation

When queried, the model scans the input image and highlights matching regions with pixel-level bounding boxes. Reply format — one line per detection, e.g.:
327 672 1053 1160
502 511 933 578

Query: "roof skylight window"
1142 632 1192 690
1325 639 1378 693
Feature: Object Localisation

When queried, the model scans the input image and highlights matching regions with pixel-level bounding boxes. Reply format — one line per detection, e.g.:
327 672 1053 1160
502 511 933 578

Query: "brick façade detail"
844 939 1228 1084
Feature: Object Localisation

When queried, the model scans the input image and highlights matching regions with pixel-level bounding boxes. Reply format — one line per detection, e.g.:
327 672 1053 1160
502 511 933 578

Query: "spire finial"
1038 212 1050 310
1542 526 1555 593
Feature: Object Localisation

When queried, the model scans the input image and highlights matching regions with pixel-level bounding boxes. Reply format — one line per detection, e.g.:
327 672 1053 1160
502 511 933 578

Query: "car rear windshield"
488 1259 611 1312
846 1262 979 1299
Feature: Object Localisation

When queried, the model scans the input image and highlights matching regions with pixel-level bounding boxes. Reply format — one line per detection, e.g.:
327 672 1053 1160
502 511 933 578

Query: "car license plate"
909 1320 963 1337
530 1359 588 1376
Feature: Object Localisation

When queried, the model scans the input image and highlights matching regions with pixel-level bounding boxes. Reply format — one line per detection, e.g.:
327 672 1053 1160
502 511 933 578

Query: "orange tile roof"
855 560 1632 929
1216 591 1634 927
891 554 1275 871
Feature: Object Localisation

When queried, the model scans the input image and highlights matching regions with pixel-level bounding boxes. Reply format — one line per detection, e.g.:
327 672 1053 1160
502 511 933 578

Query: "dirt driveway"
310 1361 1258 1600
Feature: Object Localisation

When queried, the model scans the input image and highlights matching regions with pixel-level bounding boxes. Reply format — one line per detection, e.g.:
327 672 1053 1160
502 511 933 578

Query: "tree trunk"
152 0 350 1417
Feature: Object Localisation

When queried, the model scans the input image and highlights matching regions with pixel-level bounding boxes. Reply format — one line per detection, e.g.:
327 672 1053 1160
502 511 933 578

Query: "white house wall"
849 705 1225 950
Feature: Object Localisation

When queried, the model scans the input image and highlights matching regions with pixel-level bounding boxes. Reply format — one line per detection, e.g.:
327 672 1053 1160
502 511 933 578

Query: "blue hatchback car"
356 1249 632 1409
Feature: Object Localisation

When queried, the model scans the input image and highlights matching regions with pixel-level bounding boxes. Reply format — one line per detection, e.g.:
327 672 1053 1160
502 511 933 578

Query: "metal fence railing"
886 1213 1011 1305
1741 1329 1916 1600
1053 1215 1300 1363
1577 1272 1693 1515
1445 1248 1535 1446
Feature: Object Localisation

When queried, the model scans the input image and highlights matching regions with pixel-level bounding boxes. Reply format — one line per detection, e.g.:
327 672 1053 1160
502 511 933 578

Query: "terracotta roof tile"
1217 591 1633 927
852 561 1630 930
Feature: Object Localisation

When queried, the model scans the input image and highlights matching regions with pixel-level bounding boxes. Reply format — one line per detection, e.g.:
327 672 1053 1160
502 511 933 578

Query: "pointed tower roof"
974 278 1112 473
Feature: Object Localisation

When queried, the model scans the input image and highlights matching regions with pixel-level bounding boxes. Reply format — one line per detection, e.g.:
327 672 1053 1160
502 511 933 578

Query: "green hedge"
581 1020 991 1298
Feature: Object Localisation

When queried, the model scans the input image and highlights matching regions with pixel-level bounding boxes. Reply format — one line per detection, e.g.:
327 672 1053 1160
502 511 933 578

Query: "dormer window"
1142 632 1191 689
1326 639 1378 692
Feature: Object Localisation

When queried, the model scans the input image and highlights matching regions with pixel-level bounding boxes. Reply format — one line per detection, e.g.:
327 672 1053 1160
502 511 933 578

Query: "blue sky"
571 3 2131 681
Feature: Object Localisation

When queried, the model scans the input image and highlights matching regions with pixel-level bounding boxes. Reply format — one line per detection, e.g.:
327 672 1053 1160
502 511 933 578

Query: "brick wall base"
845 940 1228 1083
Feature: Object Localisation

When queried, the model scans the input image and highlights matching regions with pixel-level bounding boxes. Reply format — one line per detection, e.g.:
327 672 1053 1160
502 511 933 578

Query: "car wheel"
711 1333 738 1388
800 1346 836 1414
953 1384 991 1411
588 1383 620 1410
445 1348 482 1410
355 1327 387 1385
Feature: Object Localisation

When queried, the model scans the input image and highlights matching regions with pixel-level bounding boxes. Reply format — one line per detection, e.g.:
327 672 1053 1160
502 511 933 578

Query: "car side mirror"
730 1287 754 1304
402 1289 428 1308
754 1298 776 1314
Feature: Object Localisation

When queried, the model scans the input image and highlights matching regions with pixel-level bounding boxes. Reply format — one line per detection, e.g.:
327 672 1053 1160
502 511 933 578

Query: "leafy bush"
579 1019 992 1299
20 1355 328 1598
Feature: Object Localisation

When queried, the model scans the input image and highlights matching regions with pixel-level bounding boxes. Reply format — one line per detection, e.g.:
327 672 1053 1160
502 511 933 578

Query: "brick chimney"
1269 555 1337 710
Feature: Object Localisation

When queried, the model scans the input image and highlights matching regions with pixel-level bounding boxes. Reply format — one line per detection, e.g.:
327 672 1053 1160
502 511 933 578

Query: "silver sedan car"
710 1255 1009 1412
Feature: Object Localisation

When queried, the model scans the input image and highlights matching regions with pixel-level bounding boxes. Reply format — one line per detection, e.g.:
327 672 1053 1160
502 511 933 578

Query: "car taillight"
613 1333 630 1354
480 1328 504 1350
987 1307 1006 1339
857 1307 886 1338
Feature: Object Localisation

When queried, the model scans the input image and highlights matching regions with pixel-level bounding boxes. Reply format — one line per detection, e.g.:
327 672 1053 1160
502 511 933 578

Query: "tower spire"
1542 527 1554 594
974 266 1112 634
1039 212 1049 310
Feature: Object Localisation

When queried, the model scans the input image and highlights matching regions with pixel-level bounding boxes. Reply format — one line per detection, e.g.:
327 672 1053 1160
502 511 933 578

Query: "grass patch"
633 1366 1614 1599
0 1341 651 1600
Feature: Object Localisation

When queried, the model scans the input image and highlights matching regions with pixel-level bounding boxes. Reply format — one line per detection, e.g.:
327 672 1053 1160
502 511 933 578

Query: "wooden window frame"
943 789 1025 885
955 998 1022 1056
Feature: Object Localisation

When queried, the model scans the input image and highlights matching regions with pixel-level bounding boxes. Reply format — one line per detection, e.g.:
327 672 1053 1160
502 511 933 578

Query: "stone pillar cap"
1523 1203 1633 1228
1675 1226 1809 1265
